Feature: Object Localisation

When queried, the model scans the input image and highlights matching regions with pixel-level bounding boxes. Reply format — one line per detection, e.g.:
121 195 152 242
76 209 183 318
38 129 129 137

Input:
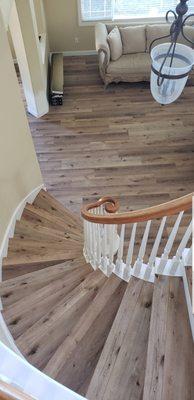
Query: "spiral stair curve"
0 189 193 400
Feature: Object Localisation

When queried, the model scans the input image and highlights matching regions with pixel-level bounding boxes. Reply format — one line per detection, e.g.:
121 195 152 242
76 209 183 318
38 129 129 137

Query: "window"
80 0 113 22
79 0 194 23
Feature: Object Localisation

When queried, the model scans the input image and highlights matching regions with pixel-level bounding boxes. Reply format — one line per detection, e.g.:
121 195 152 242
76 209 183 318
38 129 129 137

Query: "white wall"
9 0 49 117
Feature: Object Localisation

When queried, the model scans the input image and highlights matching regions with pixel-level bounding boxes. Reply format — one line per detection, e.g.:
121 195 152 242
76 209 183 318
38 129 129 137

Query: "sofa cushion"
107 53 151 75
119 25 146 54
146 24 194 51
107 26 122 61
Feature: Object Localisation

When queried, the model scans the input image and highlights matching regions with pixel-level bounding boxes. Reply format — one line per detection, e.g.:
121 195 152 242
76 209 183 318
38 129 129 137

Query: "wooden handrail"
81 193 193 224
0 380 35 400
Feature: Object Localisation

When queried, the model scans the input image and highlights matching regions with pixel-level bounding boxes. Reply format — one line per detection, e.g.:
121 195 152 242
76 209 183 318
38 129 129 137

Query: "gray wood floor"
23 55 194 216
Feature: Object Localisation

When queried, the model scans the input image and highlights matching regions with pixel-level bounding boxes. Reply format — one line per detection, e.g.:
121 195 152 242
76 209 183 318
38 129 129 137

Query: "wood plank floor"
19 56 194 216
143 276 194 400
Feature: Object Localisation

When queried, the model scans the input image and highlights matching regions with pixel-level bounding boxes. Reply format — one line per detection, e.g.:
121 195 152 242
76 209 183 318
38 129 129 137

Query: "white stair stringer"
83 250 191 283
154 257 184 277
182 267 194 341
0 341 85 400
182 247 192 267
182 248 194 341
113 261 155 283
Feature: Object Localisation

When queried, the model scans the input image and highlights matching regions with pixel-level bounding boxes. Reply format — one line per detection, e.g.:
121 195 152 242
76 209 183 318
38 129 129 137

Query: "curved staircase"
0 189 193 400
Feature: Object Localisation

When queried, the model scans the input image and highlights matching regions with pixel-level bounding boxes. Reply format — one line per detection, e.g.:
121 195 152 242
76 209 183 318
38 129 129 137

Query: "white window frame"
77 0 168 27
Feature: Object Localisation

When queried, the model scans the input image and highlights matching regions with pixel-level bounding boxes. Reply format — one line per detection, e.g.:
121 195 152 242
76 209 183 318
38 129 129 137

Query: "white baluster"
94 205 103 270
123 223 137 282
83 220 89 262
145 217 167 281
115 224 125 278
157 211 184 274
100 204 104 215
132 220 151 279
92 208 98 268
170 221 192 275
101 224 109 275
107 225 116 276
88 222 94 265
86 221 91 262
96 223 102 266
91 222 98 269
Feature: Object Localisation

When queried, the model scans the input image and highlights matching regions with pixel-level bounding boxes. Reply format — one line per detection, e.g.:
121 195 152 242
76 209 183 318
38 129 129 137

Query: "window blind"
114 0 178 19
80 0 194 22
80 0 113 21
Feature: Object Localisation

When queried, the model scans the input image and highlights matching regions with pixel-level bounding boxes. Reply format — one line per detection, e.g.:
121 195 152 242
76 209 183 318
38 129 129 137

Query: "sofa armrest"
95 23 110 79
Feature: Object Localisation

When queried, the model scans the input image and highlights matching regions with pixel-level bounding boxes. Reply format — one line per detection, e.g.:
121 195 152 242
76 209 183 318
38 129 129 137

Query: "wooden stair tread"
7 237 82 251
2 189 84 274
43 275 127 395
16 270 106 362
2 246 82 267
2 260 65 281
24 203 82 240
186 267 192 301
0 258 87 307
86 277 153 400
3 264 91 338
15 218 82 242
21 207 82 243
25 287 98 371
143 276 194 400
33 189 82 228
13 234 80 246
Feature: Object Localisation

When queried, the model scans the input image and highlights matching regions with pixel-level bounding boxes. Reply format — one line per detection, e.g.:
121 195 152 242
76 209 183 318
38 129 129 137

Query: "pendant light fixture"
150 0 194 104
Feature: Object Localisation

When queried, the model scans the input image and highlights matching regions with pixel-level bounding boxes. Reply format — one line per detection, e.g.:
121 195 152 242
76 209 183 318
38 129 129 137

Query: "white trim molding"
0 184 45 288
0 341 86 400
183 268 194 341
27 100 49 119
9 1 49 119
51 50 97 57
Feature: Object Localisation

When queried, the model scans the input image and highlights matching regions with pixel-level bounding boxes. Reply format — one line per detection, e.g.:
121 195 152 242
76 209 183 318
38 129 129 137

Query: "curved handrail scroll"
83 196 120 215
81 193 193 224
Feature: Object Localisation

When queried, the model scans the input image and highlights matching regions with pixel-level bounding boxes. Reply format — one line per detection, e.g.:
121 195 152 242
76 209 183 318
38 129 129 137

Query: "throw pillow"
107 26 123 61
120 25 146 54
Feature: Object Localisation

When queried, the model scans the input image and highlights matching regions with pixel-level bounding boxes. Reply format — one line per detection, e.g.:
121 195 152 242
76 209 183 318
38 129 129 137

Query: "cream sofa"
95 22 194 85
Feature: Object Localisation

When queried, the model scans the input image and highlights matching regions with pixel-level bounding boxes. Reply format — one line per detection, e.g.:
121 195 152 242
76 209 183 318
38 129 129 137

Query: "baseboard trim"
51 50 97 57
27 104 49 119
0 184 45 288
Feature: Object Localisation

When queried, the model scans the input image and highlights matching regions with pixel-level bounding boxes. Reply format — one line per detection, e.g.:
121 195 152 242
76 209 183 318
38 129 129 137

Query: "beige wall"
0 7 43 245
43 0 95 52
0 0 13 28
7 28 16 59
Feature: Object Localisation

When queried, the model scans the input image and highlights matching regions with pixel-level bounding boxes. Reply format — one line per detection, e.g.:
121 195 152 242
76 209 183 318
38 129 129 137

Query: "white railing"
0 341 85 400
82 194 193 283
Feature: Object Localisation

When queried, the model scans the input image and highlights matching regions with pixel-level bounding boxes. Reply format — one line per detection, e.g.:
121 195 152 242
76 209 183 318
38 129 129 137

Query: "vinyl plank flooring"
16 56 194 217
